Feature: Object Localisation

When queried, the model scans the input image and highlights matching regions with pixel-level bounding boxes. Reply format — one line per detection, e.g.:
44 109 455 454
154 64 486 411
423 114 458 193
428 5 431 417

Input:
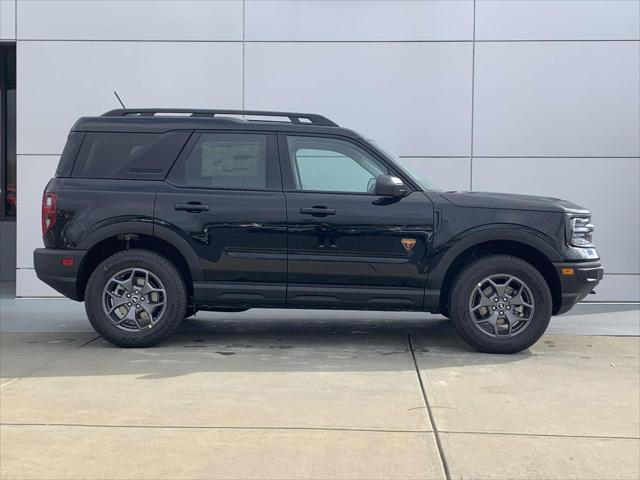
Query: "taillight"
42 192 58 237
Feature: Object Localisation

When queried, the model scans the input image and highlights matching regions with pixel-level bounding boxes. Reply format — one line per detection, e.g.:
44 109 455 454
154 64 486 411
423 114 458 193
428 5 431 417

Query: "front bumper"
553 260 604 315
34 248 87 301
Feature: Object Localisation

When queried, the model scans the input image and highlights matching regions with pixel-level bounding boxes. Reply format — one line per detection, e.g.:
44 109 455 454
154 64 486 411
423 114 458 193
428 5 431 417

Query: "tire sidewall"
450 255 552 354
85 249 187 347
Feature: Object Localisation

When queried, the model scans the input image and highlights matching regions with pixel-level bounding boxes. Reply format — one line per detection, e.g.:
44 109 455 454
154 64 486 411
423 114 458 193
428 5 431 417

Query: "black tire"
85 249 187 347
448 254 552 354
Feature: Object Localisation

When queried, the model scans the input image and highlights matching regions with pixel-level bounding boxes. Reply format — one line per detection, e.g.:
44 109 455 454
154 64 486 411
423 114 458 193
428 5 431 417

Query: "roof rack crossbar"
102 109 338 127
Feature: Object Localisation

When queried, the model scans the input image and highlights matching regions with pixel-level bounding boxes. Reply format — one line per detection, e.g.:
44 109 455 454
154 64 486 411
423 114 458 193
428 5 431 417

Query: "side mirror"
374 175 408 197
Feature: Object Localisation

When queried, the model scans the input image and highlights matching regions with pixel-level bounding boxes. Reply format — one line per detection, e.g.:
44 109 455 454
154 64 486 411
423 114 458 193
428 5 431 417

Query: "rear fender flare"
77 221 204 282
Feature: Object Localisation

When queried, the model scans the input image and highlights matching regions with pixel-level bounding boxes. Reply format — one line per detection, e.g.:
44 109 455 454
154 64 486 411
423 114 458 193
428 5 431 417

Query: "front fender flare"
426 226 563 291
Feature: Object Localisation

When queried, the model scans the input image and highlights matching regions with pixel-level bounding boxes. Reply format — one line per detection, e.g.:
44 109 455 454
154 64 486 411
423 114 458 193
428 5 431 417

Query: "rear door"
280 133 435 310
155 131 287 306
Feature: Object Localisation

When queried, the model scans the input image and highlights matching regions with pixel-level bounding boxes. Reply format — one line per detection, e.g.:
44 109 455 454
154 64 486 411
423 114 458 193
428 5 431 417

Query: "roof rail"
102 108 338 127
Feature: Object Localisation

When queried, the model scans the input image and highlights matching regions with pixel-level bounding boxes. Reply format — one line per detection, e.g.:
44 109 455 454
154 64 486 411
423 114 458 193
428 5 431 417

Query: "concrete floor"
1 282 639 479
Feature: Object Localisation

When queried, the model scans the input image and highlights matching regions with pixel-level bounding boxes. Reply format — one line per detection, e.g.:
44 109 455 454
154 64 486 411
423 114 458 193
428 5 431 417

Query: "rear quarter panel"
44 178 159 249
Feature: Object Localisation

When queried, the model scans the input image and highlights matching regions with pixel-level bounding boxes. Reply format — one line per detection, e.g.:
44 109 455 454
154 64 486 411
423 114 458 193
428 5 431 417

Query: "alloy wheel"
468 274 535 338
102 268 167 331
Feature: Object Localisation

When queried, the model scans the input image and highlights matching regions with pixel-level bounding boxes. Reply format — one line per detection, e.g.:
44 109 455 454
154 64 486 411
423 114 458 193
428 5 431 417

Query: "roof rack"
102 108 338 127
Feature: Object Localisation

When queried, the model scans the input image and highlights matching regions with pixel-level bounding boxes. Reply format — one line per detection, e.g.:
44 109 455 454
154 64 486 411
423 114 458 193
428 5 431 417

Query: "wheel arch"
429 229 562 315
76 223 202 301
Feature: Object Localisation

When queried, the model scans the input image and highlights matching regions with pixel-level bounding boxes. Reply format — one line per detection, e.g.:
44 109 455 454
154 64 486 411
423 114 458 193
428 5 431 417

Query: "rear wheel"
85 249 187 347
448 254 552 354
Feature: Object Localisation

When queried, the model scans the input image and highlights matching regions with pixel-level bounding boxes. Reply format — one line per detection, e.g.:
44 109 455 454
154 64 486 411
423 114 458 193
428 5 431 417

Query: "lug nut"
499 311 504 315
127 302 131 306
492 306 496 310
126 294 130 298
506 305 511 310
502 297 508 301
494 298 498 302
136 304 140 308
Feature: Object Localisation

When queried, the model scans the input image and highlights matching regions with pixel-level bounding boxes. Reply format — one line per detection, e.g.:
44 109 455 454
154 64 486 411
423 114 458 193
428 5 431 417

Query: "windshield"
367 140 442 192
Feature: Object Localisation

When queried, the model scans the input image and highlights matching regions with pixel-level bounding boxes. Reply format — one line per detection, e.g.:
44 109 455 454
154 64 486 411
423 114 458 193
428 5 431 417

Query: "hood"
440 191 589 214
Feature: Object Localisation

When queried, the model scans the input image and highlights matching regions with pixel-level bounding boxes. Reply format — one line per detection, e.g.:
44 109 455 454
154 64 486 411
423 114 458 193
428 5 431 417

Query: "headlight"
567 216 594 248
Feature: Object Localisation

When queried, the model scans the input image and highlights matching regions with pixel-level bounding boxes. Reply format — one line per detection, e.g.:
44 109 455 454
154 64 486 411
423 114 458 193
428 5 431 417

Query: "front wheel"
449 255 552 354
85 249 187 347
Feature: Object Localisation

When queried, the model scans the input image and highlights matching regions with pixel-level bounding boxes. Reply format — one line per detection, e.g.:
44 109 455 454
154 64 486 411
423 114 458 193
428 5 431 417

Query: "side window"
71 131 189 180
73 132 159 178
169 133 268 190
287 136 388 193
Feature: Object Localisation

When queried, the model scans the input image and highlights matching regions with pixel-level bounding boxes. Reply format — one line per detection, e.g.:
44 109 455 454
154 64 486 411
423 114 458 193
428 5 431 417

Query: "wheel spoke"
478 311 499 327
113 305 136 325
505 310 523 328
113 273 133 293
107 295 129 314
510 289 532 308
486 278 507 298
472 292 495 310
140 302 158 324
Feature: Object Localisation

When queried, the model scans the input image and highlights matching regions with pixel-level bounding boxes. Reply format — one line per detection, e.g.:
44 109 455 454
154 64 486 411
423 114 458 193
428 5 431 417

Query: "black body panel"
43 177 157 249
155 184 288 306
285 191 433 309
33 248 87 300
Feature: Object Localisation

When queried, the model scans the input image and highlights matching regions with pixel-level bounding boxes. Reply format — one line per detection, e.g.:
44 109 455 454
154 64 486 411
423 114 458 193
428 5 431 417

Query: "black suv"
34 109 603 353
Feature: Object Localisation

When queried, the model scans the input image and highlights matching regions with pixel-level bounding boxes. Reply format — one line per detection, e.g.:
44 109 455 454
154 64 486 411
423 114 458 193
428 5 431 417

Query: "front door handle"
300 206 336 217
175 202 210 213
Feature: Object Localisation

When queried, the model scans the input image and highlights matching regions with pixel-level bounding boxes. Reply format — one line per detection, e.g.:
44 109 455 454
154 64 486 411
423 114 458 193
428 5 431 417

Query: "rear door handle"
300 206 336 217
175 202 210 213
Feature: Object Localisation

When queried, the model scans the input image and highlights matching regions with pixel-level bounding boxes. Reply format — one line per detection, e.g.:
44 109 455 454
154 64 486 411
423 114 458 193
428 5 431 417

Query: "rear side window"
71 131 190 180
168 133 270 190
56 131 85 177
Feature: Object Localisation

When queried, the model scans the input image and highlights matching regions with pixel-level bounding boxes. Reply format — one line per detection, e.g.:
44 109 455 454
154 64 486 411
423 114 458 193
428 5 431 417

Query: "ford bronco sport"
34 109 603 353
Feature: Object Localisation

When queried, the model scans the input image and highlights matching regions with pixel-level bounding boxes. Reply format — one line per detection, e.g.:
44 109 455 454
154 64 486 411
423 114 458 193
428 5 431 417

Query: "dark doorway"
0 43 16 281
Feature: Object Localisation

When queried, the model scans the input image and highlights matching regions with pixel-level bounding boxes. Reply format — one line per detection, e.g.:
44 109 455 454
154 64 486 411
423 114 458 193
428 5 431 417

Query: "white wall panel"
0 0 16 40
16 269 59 297
245 42 472 157
472 157 640 280
473 41 640 157
17 0 242 41
397 157 471 192
246 0 473 41
584 275 640 303
16 155 58 271
17 41 243 154
476 0 640 41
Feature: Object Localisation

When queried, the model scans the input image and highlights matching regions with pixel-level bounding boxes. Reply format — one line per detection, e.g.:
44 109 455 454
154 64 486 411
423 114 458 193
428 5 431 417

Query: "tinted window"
287 136 387 193
71 131 189 180
56 132 85 177
169 133 268 190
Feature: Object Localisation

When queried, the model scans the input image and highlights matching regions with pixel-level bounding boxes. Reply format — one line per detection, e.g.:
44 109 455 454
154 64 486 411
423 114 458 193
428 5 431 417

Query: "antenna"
113 90 126 109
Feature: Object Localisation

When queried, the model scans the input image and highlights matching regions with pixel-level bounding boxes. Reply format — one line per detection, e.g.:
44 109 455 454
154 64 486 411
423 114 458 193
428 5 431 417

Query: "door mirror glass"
374 175 408 197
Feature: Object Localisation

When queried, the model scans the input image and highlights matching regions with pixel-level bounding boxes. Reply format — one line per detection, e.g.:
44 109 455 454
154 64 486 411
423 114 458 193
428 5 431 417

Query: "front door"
155 131 287 307
280 134 434 310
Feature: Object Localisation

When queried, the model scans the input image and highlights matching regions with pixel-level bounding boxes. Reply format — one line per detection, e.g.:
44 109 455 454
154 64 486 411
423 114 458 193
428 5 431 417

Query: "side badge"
401 238 416 252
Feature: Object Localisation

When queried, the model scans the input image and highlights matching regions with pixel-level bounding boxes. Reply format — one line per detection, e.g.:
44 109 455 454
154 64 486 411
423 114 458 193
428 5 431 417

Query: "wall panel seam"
241 0 245 109
469 0 476 190
14 40 639 44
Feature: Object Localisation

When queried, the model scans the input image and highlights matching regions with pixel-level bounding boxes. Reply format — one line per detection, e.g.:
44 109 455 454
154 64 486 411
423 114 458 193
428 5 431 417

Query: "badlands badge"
401 238 416 252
